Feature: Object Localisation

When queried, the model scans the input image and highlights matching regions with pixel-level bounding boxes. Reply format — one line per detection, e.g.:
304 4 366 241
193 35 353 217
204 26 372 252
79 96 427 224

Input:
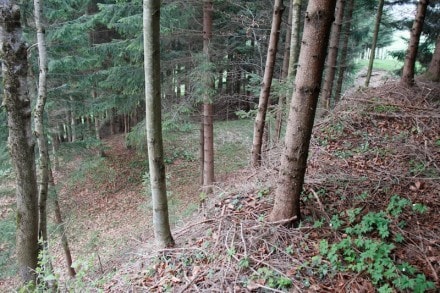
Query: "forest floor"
103 78 440 292
0 75 439 292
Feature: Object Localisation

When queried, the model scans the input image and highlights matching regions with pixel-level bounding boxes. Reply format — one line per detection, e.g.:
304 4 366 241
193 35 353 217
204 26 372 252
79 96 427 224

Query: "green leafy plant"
250 267 292 290
386 195 410 218
315 195 435 292
238 257 250 268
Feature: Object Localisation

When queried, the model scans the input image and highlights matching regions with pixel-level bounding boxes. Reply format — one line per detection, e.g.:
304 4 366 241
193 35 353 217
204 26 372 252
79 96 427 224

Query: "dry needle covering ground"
107 79 439 292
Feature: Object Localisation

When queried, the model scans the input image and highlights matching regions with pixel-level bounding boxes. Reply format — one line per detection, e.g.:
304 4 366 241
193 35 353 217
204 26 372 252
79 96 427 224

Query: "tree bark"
401 0 429 86
33 0 50 246
202 0 214 194
365 0 384 87
251 0 285 167
269 0 337 224
320 0 346 110
334 0 354 103
274 0 293 143
288 0 302 78
33 3 56 287
426 36 440 81
0 1 39 283
143 0 174 247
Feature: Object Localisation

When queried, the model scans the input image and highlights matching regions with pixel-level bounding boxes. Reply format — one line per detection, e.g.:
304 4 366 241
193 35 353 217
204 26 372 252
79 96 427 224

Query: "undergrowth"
310 194 435 292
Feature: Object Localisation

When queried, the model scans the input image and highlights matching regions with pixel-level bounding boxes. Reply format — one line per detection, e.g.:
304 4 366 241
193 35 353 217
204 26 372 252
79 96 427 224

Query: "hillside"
0 77 439 292
100 79 439 291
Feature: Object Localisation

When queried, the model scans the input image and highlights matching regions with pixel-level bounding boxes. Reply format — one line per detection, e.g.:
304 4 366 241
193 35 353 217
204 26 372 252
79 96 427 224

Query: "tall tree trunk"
34 0 50 246
274 0 293 142
365 0 384 87
202 0 215 194
33 2 58 287
275 0 303 141
269 0 337 224
334 0 354 103
401 0 429 86
0 1 39 283
426 36 440 81
320 0 346 110
143 0 174 247
251 0 285 167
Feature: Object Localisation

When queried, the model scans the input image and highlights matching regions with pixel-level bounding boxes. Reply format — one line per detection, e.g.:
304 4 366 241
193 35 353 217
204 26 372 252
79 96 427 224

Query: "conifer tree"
426 35 440 81
251 0 285 167
201 0 215 194
365 0 385 87
401 0 429 86
269 0 337 224
321 0 346 109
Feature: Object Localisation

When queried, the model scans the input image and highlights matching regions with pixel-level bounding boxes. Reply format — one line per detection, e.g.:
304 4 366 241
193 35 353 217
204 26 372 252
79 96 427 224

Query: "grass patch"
215 119 253 174
0 211 16 278
356 59 403 72
68 156 116 190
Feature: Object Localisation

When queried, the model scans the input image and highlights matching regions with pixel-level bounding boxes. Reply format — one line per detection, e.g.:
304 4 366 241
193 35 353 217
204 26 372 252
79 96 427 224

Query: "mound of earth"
105 79 439 292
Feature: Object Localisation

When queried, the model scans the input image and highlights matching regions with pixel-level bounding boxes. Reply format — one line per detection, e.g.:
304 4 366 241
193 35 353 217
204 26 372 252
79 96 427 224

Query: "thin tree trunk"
251 0 285 167
143 0 174 247
269 0 337 224
334 0 354 103
51 134 60 172
70 97 76 142
34 0 50 246
49 169 76 277
275 0 302 141
202 0 215 194
65 114 72 142
274 0 293 142
288 0 302 78
401 0 429 86
320 0 346 110
199 125 204 185
426 36 440 81
0 1 39 283
365 0 384 87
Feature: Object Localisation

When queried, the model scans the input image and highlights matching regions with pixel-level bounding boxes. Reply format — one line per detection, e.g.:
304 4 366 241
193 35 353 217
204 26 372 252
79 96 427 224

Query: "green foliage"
21 251 111 292
386 195 410 218
314 195 435 292
0 212 16 278
35 243 58 289
68 155 115 190
250 267 292 290
238 257 250 269
126 121 147 151
235 109 258 119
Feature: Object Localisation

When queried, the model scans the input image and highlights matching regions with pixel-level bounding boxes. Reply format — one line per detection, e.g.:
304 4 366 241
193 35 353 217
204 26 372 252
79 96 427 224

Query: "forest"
0 0 439 291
